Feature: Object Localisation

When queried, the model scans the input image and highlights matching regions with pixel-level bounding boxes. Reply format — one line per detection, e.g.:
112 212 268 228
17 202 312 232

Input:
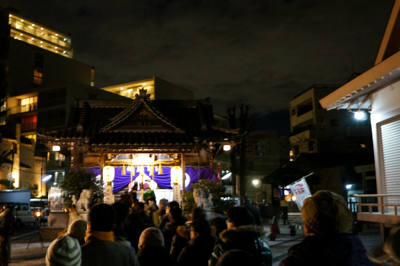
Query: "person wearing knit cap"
46 235 81 266
67 220 87 246
279 190 378 266
136 228 176 266
81 204 138 266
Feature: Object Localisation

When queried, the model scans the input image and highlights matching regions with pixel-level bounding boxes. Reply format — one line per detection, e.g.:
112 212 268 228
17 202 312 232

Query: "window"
330 119 339 126
297 98 313 116
21 96 38 112
319 117 325 130
291 109 296 116
35 53 44 68
21 115 37 131
33 68 43 85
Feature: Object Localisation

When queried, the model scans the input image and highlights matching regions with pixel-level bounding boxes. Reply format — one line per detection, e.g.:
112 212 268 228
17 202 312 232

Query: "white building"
320 0 400 235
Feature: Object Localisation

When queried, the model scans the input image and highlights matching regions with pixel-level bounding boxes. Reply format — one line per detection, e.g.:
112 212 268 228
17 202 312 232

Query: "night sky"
2 1 395 135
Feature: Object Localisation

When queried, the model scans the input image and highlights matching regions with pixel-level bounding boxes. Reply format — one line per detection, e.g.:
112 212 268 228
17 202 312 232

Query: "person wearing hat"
46 235 81 266
279 190 378 266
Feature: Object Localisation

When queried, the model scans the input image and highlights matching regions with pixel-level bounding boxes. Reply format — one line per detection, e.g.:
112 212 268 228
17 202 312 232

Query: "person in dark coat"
158 201 180 232
241 196 263 226
279 190 378 266
136 227 176 266
165 208 188 259
209 206 272 266
81 204 138 266
177 218 216 266
0 205 12 266
125 211 145 253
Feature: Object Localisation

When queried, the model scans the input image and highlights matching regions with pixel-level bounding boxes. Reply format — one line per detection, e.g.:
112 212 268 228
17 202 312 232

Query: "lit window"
34 69 43 85
360 144 366 148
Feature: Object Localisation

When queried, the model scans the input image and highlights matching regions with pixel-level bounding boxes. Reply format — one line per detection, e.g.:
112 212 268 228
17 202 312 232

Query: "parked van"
0 190 36 226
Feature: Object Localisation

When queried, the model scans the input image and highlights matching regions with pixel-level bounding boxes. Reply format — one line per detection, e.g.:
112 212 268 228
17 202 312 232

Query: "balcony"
7 103 37 115
354 194 400 225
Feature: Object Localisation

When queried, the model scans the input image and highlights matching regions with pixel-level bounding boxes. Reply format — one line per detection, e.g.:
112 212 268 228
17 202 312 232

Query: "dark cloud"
2 0 395 135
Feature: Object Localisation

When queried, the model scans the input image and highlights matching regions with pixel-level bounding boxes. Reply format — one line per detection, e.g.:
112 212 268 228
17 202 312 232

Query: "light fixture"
221 172 231 180
354 110 367 121
223 145 231 151
32 24 35 26
252 179 261 188
55 34 58 36
52 145 60 152
103 166 115 182
42 175 52 182
346 184 352 190
21 19 24 22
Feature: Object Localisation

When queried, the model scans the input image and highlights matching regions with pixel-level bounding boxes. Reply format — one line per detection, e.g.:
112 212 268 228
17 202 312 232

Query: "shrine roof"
37 96 239 147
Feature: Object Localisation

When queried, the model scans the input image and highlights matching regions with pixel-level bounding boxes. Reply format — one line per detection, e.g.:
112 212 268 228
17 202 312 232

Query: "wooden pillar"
181 153 185 194
100 152 105 183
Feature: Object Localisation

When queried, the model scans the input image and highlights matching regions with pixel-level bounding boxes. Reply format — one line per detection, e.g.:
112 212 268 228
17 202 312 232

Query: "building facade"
320 0 400 235
290 84 373 161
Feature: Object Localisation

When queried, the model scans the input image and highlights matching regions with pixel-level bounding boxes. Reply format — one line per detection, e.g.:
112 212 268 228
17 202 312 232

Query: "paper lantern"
170 166 182 184
103 166 115 182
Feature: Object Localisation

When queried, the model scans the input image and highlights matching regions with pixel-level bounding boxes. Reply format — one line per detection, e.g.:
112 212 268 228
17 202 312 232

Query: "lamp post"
103 166 115 205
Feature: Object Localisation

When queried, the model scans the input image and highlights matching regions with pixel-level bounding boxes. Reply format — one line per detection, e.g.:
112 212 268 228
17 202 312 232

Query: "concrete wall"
370 79 400 195
8 39 92 95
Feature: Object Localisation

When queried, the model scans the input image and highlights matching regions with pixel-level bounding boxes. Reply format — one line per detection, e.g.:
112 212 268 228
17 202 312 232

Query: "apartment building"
289 84 373 161
102 76 194 100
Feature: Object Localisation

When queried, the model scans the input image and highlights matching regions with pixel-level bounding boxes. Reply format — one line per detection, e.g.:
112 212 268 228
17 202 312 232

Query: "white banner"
290 178 312 210
104 185 114 205
173 184 181 203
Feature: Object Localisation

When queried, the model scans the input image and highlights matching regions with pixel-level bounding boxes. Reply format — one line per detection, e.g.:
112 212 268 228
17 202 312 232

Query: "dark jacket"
279 234 379 266
163 216 187 253
81 237 138 266
209 225 272 266
244 203 263 226
0 209 12 239
177 235 216 266
137 245 176 266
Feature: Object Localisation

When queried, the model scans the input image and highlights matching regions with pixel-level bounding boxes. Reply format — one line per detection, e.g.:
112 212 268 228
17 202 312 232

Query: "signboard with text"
290 179 312 210
104 185 114 205
173 184 181 203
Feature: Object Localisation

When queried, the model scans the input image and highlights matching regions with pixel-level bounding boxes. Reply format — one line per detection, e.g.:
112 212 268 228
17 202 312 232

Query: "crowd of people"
42 190 381 266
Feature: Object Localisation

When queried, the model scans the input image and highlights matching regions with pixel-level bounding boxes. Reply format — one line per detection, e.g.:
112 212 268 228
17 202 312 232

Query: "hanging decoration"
159 164 163 175
121 164 126 175
130 164 134 182
149 165 154 177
